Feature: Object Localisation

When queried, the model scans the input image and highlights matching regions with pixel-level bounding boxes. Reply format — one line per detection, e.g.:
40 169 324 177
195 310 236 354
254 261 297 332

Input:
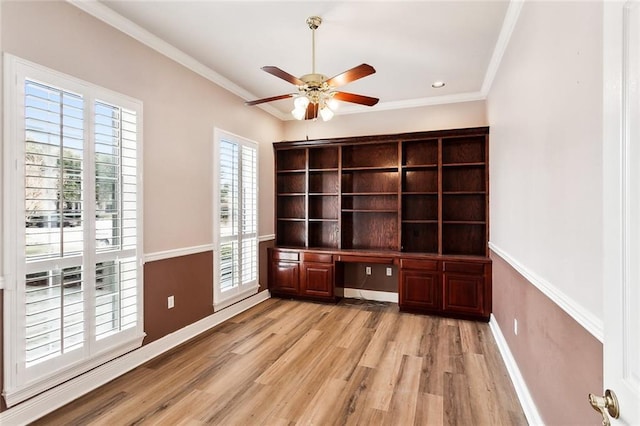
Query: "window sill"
3 333 145 407
214 285 259 312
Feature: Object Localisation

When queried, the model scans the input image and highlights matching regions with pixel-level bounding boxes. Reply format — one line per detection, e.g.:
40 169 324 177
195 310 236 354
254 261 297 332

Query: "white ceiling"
81 1 514 120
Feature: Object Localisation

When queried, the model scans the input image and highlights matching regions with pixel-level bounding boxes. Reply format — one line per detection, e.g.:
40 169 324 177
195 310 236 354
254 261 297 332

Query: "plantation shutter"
241 145 258 284
214 130 258 309
24 80 86 367
93 101 139 341
4 55 144 406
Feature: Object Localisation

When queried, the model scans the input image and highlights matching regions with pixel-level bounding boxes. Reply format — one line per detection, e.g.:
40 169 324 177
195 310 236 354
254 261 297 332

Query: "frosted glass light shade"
319 106 334 121
294 96 310 109
291 106 306 120
327 98 339 110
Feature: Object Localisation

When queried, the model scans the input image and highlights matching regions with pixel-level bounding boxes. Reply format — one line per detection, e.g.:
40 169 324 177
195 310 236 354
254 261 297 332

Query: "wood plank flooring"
33 298 527 425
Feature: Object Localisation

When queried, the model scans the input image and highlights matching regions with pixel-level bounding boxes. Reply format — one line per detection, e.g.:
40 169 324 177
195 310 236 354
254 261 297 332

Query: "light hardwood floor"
34 298 527 425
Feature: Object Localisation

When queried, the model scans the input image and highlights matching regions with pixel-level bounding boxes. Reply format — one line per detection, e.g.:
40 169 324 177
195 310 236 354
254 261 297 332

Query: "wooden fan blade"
333 91 379 107
245 94 294 106
262 66 304 86
306 103 319 120
326 64 376 87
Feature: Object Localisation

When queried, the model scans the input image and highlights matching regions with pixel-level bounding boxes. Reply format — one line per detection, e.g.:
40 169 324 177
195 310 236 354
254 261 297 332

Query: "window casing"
3 55 144 406
213 129 258 310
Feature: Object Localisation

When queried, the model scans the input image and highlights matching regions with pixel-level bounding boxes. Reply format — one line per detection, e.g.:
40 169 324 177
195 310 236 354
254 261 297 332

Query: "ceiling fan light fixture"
294 95 310 109
291 106 306 120
319 105 334 121
327 97 339 110
245 16 378 120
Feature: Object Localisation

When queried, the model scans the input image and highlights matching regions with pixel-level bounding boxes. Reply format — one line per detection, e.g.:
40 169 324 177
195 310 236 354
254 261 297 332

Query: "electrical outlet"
168 295 175 309
386 267 393 276
514 318 518 335
365 266 372 275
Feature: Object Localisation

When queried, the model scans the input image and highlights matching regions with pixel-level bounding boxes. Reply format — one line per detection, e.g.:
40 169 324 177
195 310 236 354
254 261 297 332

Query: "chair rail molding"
489 241 603 341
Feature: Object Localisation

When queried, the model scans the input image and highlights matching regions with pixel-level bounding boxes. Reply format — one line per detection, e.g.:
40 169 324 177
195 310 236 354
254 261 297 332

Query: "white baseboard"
343 288 398 303
489 314 545 426
0 291 271 426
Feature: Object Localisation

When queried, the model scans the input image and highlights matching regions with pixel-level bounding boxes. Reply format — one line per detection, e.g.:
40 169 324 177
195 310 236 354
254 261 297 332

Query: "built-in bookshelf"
440 135 487 256
308 146 340 248
275 149 306 247
401 138 439 253
271 127 491 321
274 128 489 257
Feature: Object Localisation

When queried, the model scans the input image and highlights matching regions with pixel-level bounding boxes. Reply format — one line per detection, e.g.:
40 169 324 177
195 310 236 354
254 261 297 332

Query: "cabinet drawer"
303 252 333 263
400 259 439 271
272 250 300 262
443 261 485 275
336 254 394 264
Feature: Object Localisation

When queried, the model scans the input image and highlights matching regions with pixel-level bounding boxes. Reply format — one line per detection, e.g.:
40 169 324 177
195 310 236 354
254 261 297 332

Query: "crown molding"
337 91 487 117
66 0 288 121
68 0 522 122
481 0 525 95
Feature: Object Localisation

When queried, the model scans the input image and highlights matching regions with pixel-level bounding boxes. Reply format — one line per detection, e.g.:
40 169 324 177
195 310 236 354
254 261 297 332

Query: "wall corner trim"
0 290 271 425
489 242 604 342
489 314 545 426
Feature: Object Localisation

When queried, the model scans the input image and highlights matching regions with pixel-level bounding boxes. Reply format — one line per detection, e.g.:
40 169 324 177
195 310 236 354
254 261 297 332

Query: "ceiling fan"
245 16 379 121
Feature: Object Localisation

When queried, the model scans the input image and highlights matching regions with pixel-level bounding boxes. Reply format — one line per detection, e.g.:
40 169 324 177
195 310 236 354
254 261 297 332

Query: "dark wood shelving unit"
270 127 491 321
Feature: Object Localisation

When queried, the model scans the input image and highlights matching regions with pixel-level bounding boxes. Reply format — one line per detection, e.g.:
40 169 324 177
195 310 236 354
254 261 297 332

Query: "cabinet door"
301 262 333 298
270 261 300 294
443 273 485 316
399 270 442 311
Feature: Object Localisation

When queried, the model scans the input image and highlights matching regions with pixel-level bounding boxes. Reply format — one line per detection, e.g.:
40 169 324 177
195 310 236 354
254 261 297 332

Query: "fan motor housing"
300 73 327 88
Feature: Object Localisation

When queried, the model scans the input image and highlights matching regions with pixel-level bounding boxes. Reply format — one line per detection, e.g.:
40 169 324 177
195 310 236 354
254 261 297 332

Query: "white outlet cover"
386 267 393 276
168 295 175 309
365 266 372 275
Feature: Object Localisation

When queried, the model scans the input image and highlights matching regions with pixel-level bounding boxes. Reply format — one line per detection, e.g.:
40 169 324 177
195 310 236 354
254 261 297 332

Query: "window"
3 55 144 406
213 129 258 310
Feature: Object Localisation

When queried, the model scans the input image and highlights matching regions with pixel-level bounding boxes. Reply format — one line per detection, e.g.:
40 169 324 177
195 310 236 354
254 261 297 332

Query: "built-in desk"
268 247 492 322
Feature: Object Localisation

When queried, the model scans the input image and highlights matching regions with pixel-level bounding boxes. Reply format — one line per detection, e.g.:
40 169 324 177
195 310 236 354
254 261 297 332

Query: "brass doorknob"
589 389 620 426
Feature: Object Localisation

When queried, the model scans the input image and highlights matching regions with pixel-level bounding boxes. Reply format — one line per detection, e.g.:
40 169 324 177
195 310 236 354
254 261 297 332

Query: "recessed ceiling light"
432 81 445 88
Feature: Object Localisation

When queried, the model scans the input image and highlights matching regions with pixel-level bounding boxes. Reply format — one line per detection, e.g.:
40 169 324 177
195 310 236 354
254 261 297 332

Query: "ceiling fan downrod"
306 16 322 75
